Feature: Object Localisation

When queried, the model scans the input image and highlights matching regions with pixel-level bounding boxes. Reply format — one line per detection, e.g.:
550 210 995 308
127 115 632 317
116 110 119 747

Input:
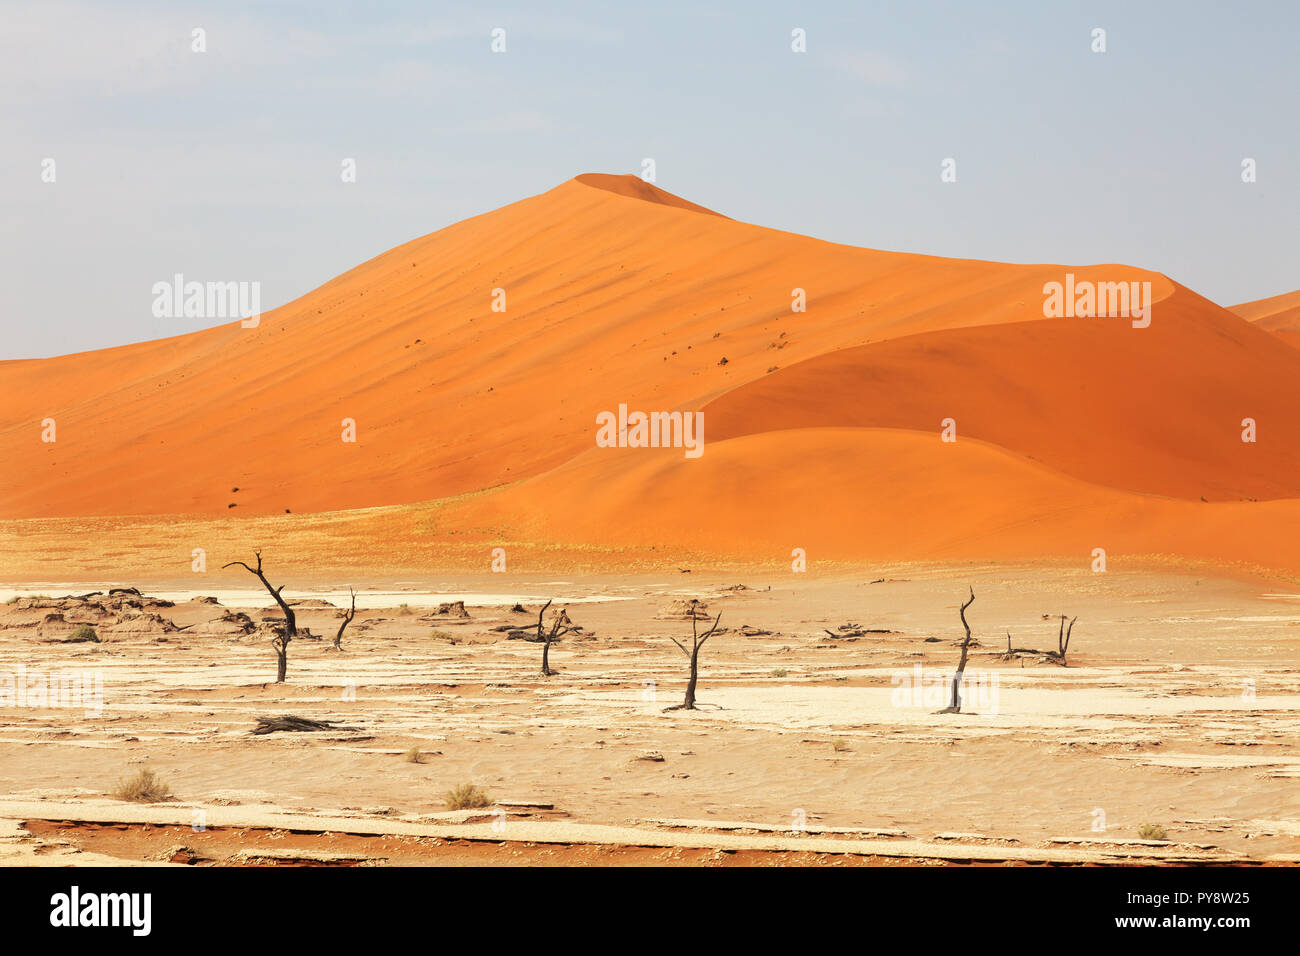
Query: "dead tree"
941 587 976 714
223 550 296 682
533 599 576 676
1001 615 1078 665
1054 614 1077 665
665 601 722 711
333 587 357 651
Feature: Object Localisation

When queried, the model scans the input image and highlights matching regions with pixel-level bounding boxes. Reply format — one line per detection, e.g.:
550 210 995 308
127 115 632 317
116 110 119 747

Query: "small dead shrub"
111 768 173 803
444 782 491 810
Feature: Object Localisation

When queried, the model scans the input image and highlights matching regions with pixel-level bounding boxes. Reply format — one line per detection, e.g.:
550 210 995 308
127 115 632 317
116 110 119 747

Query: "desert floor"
1 563 1297 866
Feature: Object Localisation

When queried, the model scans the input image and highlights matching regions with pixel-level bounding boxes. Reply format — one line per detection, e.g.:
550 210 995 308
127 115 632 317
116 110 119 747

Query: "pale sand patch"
1 569 1297 863
1105 753 1300 770
564 684 1300 732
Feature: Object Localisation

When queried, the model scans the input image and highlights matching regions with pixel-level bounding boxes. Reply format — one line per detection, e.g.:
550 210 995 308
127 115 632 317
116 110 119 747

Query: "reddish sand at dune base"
2 174 1299 576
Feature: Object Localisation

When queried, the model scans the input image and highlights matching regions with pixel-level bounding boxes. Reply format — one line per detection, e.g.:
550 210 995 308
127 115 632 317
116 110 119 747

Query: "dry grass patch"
444 782 492 810
111 768 174 803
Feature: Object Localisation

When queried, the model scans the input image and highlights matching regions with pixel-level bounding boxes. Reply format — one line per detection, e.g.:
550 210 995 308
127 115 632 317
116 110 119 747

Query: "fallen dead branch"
1000 615 1078 665
250 715 361 736
823 623 893 639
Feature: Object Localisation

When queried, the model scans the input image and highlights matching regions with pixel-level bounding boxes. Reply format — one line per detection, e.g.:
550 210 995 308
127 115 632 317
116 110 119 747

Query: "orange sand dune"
1230 289 1300 352
1230 288 1300 330
1 173 1297 576
703 285 1300 501
440 426 1300 572
0 173 1169 519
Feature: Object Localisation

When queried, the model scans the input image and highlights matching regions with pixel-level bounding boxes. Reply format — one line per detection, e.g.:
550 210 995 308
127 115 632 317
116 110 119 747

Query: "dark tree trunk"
334 588 356 651
1057 615 1077 665
944 587 976 713
666 607 720 711
533 599 573 677
223 551 297 684
682 650 699 708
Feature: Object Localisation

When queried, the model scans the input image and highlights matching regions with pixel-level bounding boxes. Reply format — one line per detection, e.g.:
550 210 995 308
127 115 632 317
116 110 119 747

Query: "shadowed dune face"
574 172 727 217
0 174 1297 573
704 285 1300 501
1230 289 1300 353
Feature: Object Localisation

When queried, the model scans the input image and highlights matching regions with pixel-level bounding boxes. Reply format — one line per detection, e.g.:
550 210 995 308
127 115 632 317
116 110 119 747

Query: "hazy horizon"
3 0 1297 359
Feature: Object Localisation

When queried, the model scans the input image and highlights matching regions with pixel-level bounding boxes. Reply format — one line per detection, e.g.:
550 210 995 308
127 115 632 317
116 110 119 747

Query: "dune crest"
1230 288 1300 330
572 173 726 217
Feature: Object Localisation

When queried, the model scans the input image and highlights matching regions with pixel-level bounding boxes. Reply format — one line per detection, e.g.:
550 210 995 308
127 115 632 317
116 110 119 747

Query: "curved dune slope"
704 285 1300 501
443 427 1300 572
1230 289 1300 331
0 173 1296 578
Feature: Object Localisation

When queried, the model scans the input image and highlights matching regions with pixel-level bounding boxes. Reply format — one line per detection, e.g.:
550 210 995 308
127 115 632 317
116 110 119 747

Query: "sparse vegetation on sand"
405 747 424 764
1138 823 1169 841
444 782 492 809
67 624 99 643
111 768 173 803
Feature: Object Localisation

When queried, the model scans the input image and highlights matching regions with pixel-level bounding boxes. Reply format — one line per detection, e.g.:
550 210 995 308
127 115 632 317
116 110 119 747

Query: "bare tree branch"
223 550 296 682
940 587 975 713
333 587 356 651
665 609 722 711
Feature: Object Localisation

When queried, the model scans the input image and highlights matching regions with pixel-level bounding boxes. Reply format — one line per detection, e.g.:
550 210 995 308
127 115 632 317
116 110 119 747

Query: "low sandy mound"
704 285 1300 501
102 611 178 636
2 593 175 632
656 599 711 620
196 610 256 636
1229 289 1300 330
36 612 80 638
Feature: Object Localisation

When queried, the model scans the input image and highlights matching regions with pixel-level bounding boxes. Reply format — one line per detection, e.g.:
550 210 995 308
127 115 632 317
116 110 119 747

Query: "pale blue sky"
2 0 1297 358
